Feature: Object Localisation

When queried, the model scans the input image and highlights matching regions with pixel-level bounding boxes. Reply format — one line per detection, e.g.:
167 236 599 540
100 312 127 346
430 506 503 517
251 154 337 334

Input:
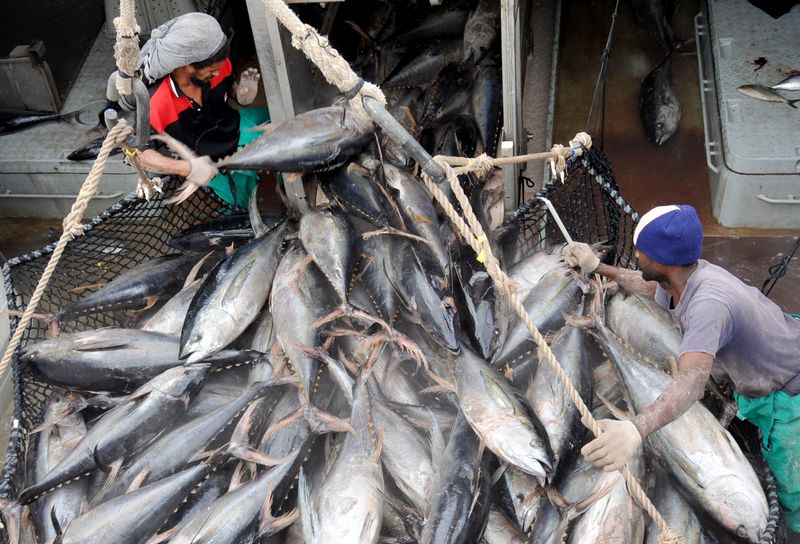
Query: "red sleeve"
149 78 179 134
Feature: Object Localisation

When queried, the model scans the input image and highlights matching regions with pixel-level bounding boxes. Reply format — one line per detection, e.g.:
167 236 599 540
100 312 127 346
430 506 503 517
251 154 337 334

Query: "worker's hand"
563 242 600 275
151 133 219 205
581 418 642 472
236 68 261 106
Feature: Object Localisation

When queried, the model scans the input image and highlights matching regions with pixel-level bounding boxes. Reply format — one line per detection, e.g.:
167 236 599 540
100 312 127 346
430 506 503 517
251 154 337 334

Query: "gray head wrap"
139 13 226 83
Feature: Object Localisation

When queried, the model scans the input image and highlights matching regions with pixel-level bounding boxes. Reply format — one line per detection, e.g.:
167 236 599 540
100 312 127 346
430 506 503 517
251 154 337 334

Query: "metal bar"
757 194 800 205
362 96 447 185
536 196 573 243
500 0 523 207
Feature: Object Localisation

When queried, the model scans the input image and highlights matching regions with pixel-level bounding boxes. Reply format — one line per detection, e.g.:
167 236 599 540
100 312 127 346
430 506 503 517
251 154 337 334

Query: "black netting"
0 177 237 501
503 147 639 269
0 150 784 542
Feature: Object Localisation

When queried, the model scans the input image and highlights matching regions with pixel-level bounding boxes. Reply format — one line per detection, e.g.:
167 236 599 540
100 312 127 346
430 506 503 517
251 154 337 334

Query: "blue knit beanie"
633 205 703 265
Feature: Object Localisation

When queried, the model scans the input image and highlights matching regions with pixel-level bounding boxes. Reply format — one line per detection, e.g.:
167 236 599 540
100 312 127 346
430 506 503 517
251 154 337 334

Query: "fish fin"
248 185 268 238
304 406 356 436
373 426 385 463
71 336 132 351
595 391 634 421
261 406 304 442
297 468 319 541
49 505 63 539
29 398 88 434
429 414 446 471
222 261 257 302
68 282 104 294
228 461 248 491
299 346 354 403
337 348 360 375
425 370 456 393
420 384 454 395
145 526 180 544
126 468 150 493
490 462 509 486
260 508 299 537
93 447 120 475
362 226 436 252
360 330 429 371
184 252 214 287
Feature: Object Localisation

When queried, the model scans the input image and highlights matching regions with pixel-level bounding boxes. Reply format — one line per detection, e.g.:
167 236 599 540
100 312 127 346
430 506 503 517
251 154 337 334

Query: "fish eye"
656 122 664 129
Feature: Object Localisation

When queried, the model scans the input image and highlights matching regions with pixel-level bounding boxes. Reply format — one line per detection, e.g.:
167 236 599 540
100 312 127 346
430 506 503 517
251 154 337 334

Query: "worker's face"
636 249 668 283
189 61 225 86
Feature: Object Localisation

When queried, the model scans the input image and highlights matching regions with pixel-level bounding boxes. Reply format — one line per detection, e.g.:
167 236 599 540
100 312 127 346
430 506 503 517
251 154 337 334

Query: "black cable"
762 236 800 297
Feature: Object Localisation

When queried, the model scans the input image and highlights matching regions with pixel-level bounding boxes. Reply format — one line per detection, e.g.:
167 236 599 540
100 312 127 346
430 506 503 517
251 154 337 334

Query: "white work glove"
581 419 642 472
563 242 600 275
236 68 261 106
151 133 219 205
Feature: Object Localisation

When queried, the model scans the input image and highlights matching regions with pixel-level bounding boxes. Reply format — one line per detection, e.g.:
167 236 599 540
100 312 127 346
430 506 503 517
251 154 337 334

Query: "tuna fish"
420 412 491 544
216 106 375 172
640 52 681 145
454 346 553 483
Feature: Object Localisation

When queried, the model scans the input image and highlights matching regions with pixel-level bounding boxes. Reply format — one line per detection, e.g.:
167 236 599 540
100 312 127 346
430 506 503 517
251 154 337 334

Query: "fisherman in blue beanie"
564 204 800 532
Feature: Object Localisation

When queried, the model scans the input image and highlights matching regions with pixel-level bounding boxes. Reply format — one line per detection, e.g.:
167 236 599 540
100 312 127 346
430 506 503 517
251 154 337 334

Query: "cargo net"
504 148 638 269
0 179 236 500
0 149 784 542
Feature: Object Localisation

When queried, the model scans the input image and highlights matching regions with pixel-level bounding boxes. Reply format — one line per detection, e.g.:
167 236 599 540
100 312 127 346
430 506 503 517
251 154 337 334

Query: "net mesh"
0 150 783 542
0 178 236 500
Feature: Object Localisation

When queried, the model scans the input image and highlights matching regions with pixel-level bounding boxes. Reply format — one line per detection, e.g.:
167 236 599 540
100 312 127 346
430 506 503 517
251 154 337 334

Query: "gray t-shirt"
655 260 800 398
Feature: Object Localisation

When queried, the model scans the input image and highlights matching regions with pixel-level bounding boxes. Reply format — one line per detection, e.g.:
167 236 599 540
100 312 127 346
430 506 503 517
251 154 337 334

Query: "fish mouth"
179 348 206 365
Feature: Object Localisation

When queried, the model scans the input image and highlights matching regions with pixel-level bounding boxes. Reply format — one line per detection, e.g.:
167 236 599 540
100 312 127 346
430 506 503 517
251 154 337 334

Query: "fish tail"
789 99 798 109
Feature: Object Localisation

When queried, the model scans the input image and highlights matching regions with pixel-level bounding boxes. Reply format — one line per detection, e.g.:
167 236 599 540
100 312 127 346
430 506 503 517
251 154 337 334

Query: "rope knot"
569 132 593 155
471 153 495 179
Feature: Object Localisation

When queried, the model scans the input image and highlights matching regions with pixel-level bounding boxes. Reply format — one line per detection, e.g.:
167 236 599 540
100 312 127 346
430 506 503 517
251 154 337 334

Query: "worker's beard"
641 266 668 284
190 75 213 87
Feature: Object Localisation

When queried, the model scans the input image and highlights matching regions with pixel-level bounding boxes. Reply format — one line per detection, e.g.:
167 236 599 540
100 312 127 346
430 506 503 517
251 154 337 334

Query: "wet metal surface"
553 0 799 311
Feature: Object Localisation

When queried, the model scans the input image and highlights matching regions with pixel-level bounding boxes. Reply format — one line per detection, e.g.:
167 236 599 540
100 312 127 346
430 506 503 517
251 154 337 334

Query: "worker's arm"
139 148 190 177
582 351 713 471
563 242 658 297
632 351 714 438
595 263 658 298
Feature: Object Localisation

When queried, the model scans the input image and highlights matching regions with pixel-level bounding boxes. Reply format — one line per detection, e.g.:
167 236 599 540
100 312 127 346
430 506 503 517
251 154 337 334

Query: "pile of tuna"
2 2 772 541
334 0 503 160
8 158 772 544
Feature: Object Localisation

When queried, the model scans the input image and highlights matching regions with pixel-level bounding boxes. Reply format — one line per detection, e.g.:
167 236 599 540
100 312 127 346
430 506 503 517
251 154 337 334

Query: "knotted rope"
112 0 140 97
0 120 134 384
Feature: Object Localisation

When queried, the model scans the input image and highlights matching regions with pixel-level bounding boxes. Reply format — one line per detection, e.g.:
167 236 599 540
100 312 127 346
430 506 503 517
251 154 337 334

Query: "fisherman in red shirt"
137 13 267 208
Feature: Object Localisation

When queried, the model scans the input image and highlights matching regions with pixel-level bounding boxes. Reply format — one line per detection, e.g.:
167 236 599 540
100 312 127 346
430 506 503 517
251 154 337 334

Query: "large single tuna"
216 106 374 172
179 210 287 363
419 412 491 544
299 370 384 544
29 394 88 542
454 346 553 483
58 253 200 320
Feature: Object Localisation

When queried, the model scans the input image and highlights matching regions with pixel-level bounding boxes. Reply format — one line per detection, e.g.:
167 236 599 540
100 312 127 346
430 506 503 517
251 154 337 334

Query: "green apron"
207 107 270 209
735 313 800 531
